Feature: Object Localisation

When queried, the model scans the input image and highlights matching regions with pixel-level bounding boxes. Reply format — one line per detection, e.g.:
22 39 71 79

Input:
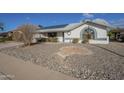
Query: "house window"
48 32 57 37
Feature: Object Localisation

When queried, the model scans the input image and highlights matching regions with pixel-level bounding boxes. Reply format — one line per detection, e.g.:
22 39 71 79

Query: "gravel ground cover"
94 42 124 57
57 46 93 58
0 43 124 80
0 72 12 80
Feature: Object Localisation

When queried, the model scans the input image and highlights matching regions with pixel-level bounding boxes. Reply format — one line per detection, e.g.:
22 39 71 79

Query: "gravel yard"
94 42 124 57
0 42 124 80
0 72 12 80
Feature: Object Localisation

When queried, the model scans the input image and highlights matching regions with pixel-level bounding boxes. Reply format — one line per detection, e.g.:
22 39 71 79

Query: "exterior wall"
64 24 89 39
57 32 63 42
64 24 88 43
64 24 108 43
95 27 107 39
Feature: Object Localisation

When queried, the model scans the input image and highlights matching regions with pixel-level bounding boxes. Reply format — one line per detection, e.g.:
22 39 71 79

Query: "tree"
108 29 118 40
12 24 39 46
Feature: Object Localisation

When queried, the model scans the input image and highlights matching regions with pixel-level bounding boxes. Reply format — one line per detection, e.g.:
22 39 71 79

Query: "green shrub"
6 37 12 41
107 31 117 40
39 37 58 42
82 40 86 43
0 37 12 43
0 37 5 42
39 38 47 42
47 37 58 42
72 38 79 43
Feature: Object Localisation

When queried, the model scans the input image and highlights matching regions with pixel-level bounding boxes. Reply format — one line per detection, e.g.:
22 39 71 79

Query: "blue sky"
0 13 124 31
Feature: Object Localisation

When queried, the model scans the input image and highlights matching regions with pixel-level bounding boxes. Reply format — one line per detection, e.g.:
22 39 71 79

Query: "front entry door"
83 27 95 43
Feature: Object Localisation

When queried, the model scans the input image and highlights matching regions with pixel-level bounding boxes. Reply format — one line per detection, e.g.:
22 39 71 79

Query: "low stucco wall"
89 37 109 44
64 37 109 44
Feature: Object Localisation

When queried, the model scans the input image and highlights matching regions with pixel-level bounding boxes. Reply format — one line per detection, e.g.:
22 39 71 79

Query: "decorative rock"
0 43 124 79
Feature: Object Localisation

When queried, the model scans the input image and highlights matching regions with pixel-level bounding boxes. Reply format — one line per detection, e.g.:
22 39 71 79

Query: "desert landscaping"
0 14 124 80
0 42 124 80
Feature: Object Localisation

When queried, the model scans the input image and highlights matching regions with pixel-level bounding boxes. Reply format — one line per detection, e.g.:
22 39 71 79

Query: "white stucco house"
35 19 111 44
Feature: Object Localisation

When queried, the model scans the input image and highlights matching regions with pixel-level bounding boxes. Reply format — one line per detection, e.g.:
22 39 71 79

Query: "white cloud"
83 13 94 18
110 19 124 28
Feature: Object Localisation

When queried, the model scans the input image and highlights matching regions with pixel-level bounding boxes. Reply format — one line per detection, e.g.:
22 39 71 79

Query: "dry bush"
12 24 40 46
72 38 79 43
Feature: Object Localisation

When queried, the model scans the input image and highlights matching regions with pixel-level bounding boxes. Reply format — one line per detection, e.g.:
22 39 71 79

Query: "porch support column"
62 32 64 42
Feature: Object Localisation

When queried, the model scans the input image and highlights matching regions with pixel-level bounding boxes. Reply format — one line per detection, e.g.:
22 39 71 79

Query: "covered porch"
35 31 64 42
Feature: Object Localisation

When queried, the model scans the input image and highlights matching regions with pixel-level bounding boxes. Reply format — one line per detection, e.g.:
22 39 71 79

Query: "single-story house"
35 19 111 44
0 31 10 37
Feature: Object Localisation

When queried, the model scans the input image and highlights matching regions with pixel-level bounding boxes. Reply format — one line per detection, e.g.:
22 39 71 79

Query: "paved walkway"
0 53 75 80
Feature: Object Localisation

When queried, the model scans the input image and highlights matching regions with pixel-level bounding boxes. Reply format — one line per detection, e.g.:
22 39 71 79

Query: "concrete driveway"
0 53 75 80
0 42 23 50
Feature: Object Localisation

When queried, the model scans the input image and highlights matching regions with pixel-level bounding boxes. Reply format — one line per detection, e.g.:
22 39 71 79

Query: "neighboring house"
111 28 124 42
36 19 111 44
0 32 9 37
